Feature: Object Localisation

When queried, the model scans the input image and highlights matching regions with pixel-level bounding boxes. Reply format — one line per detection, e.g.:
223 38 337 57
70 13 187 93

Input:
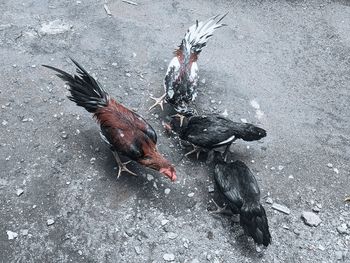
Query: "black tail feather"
240 204 271 246
42 59 108 113
235 123 267 141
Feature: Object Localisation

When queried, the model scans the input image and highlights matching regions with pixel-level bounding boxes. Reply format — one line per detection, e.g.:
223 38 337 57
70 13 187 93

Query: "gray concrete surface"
1 0 349 262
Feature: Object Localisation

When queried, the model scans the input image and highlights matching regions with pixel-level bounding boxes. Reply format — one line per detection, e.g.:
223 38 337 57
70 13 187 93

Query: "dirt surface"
1 0 350 262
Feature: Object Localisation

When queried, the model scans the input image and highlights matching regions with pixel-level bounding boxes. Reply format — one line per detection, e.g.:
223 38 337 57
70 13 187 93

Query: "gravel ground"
1 0 349 262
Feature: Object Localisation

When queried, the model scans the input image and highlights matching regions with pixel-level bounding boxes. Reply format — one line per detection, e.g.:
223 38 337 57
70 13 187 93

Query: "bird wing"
214 163 243 209
230 160 261 200
182 115 236 148
94 100 157 159
99 99 157 144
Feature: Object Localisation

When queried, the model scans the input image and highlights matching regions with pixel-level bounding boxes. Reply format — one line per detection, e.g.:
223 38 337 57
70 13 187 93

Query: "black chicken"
149 14 227 114
168 113 266 159
213 152 271 246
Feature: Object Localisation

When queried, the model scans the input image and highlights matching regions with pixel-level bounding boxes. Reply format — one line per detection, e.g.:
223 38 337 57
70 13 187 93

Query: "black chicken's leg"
209 199 233 215
185 144 203 160
223 143 232 162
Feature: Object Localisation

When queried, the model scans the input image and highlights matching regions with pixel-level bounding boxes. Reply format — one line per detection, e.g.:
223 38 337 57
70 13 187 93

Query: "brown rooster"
43 59 176 181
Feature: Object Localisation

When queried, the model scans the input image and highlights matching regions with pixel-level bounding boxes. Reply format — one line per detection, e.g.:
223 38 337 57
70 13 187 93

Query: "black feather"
213 154 271 246
43 59 108 113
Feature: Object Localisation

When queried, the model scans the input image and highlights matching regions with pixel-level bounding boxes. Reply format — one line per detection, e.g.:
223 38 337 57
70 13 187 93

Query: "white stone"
7 230 18 240
161 219 169 226
40 20 70 35
301 211 322 227
146 174 154 181
166 232 178 239
47 219 55 226
163 253 175 261
16 189 24 196
272 203 290 214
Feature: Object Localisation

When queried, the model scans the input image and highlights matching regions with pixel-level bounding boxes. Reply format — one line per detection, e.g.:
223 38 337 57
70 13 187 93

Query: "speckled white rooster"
150 14 227 115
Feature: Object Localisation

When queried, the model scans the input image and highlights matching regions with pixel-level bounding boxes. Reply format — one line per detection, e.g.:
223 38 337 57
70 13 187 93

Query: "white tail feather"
182 13 227 54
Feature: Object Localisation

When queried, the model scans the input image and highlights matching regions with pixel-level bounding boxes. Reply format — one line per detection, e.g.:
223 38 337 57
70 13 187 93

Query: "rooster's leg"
209 199 233 215
149 94 166 111
185 145 202 159
172 113 185 127
223 143 232 162
113 152 137 179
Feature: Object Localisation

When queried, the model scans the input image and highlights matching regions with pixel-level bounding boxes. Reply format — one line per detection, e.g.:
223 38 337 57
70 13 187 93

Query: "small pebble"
301 211 321 227
265 197 273 204
164 188 171 195
335 251 343 261
146 174 154 181
312 206 321 213
47 219 55 226
318 244 325 251
2 120 8 126
272 203 290 214
16 189 24 196
90 157 96 164
337 224 348 234
278 165 284 171
134 246 141 254
166 232 178 239
240 118 247 123
112 62 118 67
161 219 169 226
163 253 175 261
6 231 18 240
125 228 133 237
327 163 333 168
221 109 228 117
207 184 215 193
333 168 339 174
21 229 29 236
125 73 131 77
187 192 195 197
201 79 206 84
